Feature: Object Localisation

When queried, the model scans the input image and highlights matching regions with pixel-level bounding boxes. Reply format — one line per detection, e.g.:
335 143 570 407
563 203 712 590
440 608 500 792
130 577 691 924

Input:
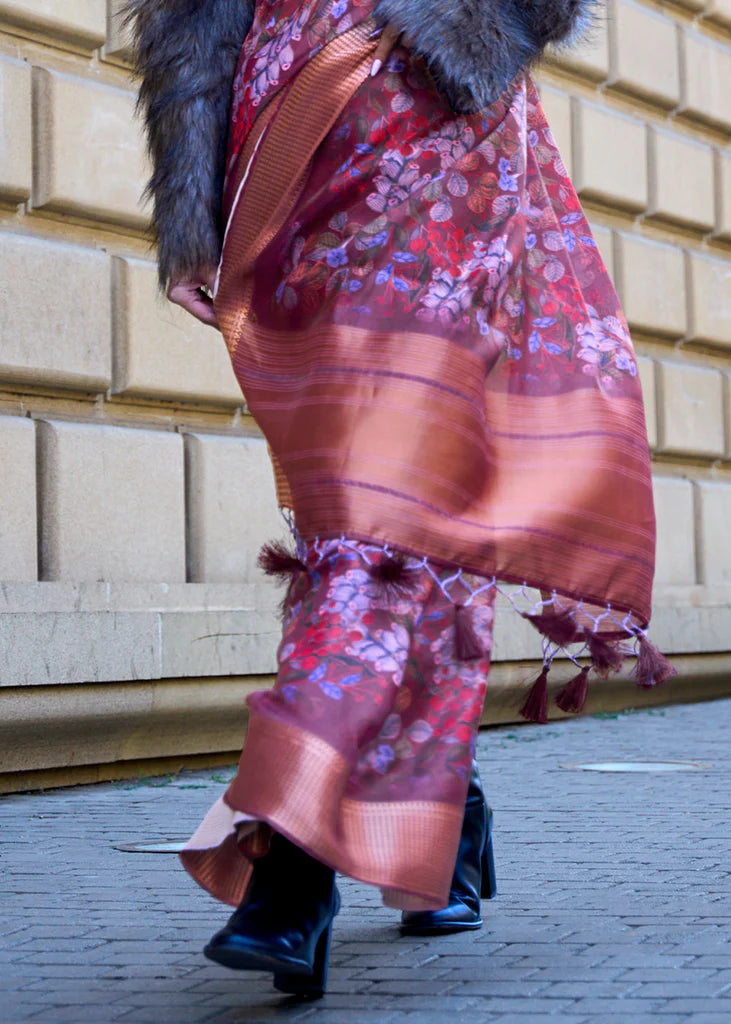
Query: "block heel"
274 896 337 998
480 808 497 900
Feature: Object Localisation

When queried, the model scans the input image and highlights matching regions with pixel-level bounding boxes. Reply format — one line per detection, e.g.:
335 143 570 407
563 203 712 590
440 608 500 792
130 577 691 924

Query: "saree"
215 0 657 646
182 0 668 909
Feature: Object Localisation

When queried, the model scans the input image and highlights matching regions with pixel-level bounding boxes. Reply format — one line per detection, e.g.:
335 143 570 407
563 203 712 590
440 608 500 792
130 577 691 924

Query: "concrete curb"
2 652 729 793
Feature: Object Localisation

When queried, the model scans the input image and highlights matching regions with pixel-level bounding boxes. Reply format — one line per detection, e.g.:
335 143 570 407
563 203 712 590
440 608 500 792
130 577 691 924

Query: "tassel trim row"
258 533 676 724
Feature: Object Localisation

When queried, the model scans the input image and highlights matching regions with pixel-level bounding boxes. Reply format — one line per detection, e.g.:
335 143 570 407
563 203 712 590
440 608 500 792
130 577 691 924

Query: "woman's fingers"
167 269 220 329
370 22 401 77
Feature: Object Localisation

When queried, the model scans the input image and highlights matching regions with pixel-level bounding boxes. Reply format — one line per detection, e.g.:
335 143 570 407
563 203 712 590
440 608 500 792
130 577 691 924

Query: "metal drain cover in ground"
114 841 188 853
561 761 708 772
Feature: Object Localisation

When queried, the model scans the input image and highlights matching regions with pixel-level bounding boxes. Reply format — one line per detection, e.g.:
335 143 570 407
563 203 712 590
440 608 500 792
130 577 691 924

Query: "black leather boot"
204 831 340 997
400 760 496 935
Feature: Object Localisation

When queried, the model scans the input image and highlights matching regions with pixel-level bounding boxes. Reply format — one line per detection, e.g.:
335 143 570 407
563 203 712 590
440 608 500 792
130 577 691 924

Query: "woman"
129 0 671 998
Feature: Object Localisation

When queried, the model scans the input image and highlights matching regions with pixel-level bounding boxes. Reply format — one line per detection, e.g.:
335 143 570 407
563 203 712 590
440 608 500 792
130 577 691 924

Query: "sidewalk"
1 698 729 1024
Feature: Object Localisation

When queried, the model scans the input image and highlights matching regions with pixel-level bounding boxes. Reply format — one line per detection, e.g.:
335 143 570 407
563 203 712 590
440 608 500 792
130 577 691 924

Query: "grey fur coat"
127 0 594 287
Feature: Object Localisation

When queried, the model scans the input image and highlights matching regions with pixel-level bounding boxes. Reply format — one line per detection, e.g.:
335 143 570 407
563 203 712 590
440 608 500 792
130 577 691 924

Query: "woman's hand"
370 23 403 77
167 267 219 329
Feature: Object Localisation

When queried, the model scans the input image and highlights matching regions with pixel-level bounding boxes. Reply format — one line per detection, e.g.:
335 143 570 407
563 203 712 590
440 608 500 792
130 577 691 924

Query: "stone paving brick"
573 1018 690 1024
686 1017 731 1024
658 1000 731 1013
1 699 729 1022
635 983 730 998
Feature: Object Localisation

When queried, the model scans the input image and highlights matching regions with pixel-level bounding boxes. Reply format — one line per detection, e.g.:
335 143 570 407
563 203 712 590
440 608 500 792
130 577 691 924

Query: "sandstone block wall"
0 0 729 790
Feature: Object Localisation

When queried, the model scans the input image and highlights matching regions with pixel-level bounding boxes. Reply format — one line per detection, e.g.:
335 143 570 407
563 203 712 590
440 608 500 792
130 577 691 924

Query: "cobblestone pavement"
1 698 730 1024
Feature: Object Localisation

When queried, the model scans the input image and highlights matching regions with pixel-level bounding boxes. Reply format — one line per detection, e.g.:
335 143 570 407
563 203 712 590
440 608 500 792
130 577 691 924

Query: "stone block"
648 129 715 232
538 86 572 175
0 57 32 202
160 609 279 677
185 432 282 583
37 420 186 582
0 608 161 687
588 221 615 279
652 477 696 586
614 234 686 338
572 100 648 212
608 0 680 108
0 416 37 581
695 481 731 584
657 361 725 458
111 257 242 405
687 251 731 349
680 30 731 132
713 149 731 241
105 0 133 61
548 15 610 81
705 0 731 29
0 233 111 390
0 0 106 48
636 356 657 450
32 68 148 228
0 580 280 685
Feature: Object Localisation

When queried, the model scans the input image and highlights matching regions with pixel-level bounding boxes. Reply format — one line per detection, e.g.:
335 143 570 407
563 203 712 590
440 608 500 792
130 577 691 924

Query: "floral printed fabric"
216 0 654 641
247 540 495 805
227 0 640 400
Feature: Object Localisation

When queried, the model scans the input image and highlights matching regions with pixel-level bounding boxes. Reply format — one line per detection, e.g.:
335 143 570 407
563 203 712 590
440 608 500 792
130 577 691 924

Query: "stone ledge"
1 652 729 793
1 582 729 686
0 1 106 50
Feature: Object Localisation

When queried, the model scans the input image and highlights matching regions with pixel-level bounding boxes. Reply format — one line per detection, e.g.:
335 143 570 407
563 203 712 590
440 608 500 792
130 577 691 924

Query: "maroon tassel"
454 604 484 661
586 632 625 679
257 541 308 582
523 610 580 648
633 636 677 689
519 667 549 724
368 553 419 599
555 665 590 714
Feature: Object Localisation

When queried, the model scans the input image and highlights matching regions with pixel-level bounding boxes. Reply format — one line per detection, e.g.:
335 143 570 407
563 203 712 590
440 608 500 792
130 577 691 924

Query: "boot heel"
273 915 333 998
273 887 339 998
480 808 497 900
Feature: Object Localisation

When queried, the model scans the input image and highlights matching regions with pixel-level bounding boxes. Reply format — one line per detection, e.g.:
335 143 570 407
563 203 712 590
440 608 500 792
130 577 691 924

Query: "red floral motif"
248 541 495 802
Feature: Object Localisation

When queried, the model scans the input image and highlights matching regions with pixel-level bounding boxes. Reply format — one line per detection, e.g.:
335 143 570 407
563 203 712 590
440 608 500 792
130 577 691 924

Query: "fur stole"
126 0 255 287
374 0 595 112
128 0 594 287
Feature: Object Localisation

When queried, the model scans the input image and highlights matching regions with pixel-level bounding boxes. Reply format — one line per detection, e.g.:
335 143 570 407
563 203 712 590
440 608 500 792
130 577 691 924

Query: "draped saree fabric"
215 1 655 642
182 541 496 910
182 0 662 910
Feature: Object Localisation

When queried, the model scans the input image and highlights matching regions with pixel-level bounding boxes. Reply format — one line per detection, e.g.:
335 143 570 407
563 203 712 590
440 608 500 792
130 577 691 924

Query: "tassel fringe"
519 666 549 724
267 533 677 722
555 665 590 714
367 553 420 599
522 610 580 647
585 632 625 679
454 603 485 660
633 636 677 689
258 541 308 582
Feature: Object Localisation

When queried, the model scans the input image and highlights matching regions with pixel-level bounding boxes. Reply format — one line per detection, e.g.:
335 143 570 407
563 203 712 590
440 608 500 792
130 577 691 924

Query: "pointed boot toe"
400 898 482 936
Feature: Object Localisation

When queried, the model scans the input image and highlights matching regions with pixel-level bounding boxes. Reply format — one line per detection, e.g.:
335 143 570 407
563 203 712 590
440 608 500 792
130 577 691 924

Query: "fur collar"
374 0 595 111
